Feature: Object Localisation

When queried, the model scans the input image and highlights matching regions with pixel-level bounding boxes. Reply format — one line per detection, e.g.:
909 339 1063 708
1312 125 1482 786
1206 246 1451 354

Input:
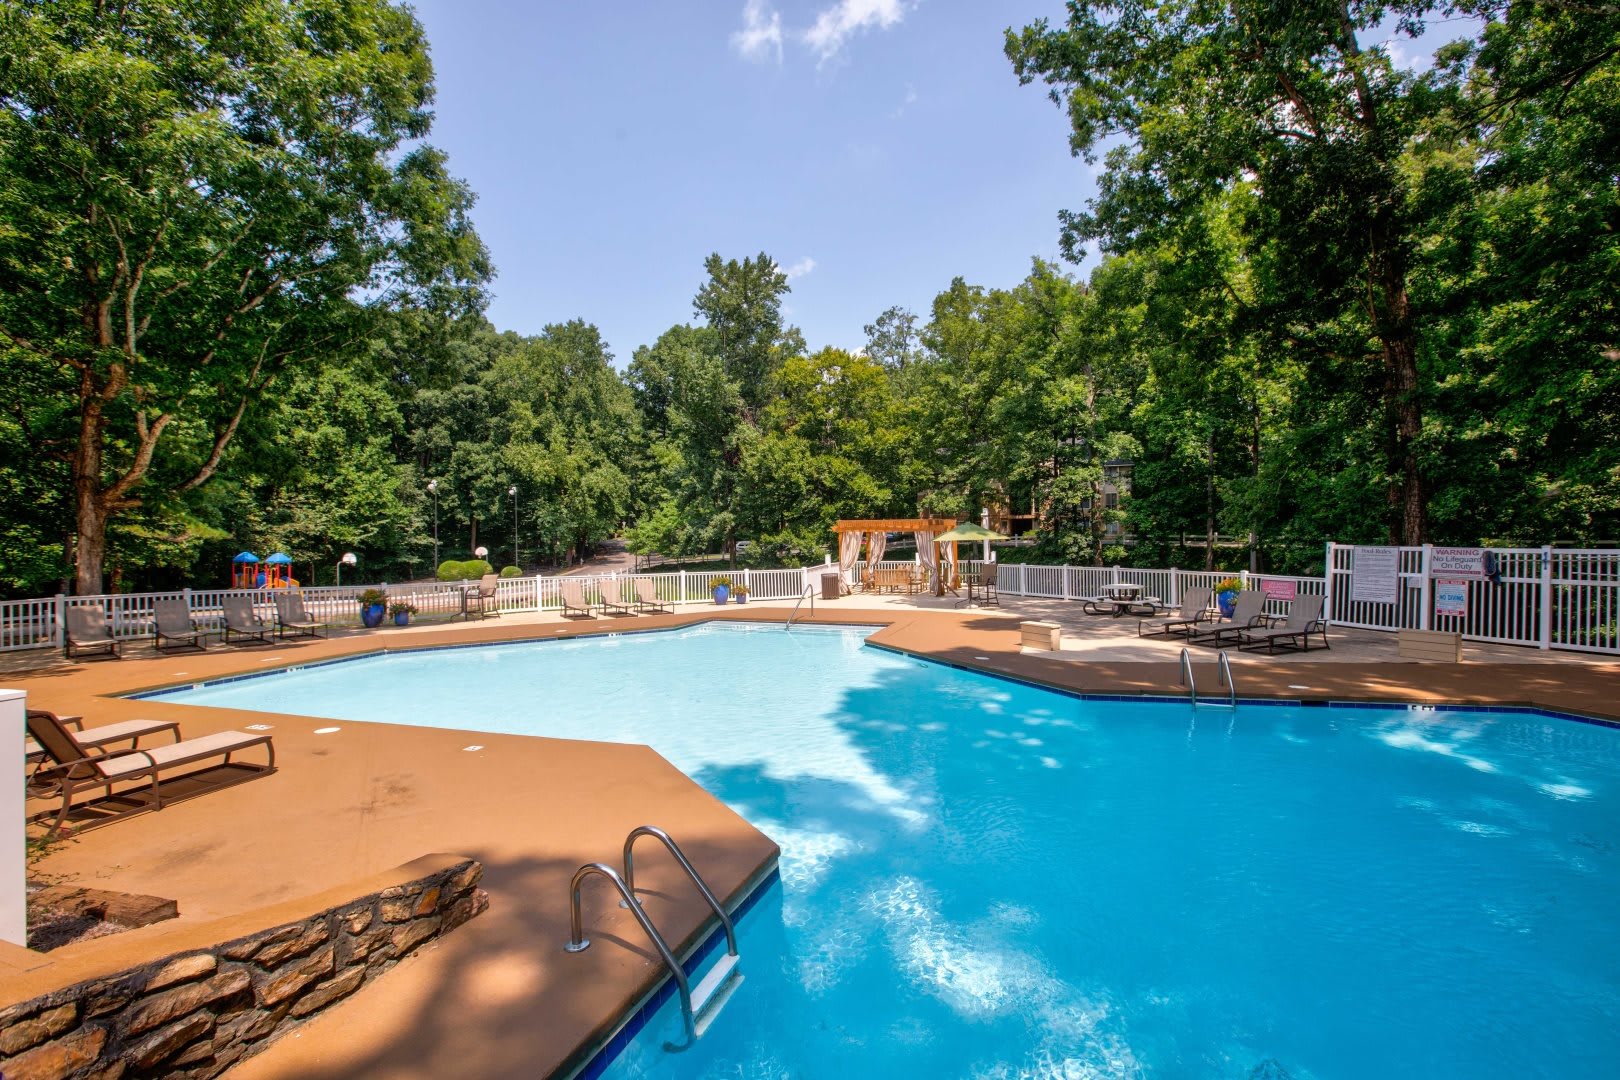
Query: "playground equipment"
231 551 300 589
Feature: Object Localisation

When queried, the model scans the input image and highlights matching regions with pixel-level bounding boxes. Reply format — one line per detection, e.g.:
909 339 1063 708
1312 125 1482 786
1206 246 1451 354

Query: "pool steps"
1180 647 1237 709
566 826 744 1048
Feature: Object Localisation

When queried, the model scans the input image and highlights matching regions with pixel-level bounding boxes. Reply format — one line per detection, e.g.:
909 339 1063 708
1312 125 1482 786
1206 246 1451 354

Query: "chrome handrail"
786 585 815 629
1182 647 1237 709
564 862 696 1043
1179 647 1197 707
623 825 738 957
1217 651 1237 708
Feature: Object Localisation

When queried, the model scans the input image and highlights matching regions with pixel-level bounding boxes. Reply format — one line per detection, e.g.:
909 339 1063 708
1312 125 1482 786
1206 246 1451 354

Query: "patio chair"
464 574 501 619
24 710 181 781
153 597 208 653
634 578 674 615
558 578 596 618
1187 590 1269 648
600 579 638 616
26 709 275 836
1138 587 1214 638
222 595 274 646
64 604 120 660
977 563 999 606
1238 593 1329 653
273 590 325 639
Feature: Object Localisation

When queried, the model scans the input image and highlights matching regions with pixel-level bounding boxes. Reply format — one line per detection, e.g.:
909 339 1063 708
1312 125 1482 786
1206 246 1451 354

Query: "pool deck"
4 595 1618 1079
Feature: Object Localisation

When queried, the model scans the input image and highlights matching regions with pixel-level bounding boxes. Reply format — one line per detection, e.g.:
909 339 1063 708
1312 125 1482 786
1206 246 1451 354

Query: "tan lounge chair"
26 710 275 835
634 579 673 614
600 579 638 616
1138 586 1214 637
154 597 208 652
24 709 181 784
558 578 596 618
1188 590 1269 647
1239 593 1329 653
65 604 120 660
223 595 274 645
274 590 325 639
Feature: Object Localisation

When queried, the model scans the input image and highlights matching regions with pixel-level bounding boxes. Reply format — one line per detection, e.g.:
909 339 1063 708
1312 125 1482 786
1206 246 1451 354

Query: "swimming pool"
150 623 1620 1078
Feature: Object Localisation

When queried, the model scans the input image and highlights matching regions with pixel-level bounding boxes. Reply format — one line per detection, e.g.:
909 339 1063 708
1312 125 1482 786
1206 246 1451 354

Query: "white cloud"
782 256 817 280
730 0 783 64
890 82 918 119
804 0 907 65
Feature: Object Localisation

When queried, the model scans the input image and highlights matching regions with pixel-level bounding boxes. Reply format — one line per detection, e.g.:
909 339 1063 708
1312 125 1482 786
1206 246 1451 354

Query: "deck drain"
462 744 484 752
1287 685 1311 690
245 724 274 731
313 726 341 735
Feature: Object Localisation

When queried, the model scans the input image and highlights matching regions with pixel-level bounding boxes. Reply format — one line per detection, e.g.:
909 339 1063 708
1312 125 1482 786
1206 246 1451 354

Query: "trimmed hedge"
499 565 522 578
436 559 494 581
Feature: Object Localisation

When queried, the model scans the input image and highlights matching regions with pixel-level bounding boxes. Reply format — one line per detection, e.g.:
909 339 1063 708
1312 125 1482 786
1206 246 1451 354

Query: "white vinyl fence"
3 544 1615 656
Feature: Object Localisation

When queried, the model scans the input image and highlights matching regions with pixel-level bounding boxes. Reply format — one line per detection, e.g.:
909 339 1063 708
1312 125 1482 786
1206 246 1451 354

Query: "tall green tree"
0 0 488 592
1008 0 1471 544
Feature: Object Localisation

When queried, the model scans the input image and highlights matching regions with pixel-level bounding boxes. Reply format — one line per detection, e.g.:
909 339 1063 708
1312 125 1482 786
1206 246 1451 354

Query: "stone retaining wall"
0 856 487 1080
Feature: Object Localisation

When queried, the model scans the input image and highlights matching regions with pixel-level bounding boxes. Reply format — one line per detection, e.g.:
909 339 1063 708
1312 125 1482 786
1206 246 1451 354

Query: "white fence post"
1170 567 1180 607
1539 545 1553 650
1419 544 1433 632
0 688 25 945
53 593 65 651
182 586 193 614
1322 542 1335 624
680 570 688 606
1061 567 1072 601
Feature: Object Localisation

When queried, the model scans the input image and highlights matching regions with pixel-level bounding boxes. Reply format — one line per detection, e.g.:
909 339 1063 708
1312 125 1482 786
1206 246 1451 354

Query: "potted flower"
709 576 733 605
388 600 418 627
1213 577 1243 617
732 582 750 605
358 588 387 628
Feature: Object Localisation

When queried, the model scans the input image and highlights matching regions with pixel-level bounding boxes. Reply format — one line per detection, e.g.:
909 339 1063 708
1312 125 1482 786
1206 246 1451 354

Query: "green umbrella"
932 522 1009 543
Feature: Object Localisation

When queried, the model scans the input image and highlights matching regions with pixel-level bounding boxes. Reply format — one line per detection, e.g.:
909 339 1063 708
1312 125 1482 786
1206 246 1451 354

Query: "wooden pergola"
832 518 958 596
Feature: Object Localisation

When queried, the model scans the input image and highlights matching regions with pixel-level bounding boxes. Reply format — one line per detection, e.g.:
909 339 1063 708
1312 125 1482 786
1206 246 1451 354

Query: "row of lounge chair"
65 593 328 659
558 577 673 619
1136 587 1329 652
24 709 276 836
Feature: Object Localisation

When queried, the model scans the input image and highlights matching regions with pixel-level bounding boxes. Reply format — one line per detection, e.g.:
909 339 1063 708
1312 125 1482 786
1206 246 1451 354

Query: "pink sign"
1261 579 1297 601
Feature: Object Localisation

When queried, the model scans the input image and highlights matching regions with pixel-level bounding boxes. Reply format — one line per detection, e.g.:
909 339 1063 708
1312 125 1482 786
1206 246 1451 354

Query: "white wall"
0 688 24 945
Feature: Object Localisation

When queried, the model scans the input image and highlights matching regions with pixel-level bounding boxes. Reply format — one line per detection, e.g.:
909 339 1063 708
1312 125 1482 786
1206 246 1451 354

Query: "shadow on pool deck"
3 604 1617 1079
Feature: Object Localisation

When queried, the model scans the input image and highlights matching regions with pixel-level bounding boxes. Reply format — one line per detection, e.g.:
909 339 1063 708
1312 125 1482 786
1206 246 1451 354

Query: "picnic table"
1082 583 1165 617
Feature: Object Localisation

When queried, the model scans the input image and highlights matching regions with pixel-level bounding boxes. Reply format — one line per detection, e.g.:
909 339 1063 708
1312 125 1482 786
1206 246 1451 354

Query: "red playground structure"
231 551 299 589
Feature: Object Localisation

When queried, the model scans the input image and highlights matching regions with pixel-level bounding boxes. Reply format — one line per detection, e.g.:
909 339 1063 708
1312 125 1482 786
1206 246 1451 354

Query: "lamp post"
336 551 356 587
509 485 518 570
427 479 440 570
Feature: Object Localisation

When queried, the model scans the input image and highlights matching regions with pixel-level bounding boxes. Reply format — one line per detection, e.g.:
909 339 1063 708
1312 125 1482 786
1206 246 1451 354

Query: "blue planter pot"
713 586 729 605
1217 590 1237 617
735 594 748 604
362 604 386 628
393 612 410 627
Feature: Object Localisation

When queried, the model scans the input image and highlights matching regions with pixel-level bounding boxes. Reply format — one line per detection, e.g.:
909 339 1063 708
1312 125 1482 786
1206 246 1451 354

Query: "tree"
1008 0 1468 544
0 0 488 592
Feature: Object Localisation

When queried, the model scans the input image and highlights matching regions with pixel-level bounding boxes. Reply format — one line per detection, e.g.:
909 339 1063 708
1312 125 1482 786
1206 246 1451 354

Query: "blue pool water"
149 624 1620 1078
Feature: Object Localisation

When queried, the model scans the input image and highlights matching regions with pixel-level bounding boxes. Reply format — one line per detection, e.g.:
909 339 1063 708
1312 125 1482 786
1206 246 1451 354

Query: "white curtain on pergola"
866 530 887 574
839 531 863 589
913 530 937 593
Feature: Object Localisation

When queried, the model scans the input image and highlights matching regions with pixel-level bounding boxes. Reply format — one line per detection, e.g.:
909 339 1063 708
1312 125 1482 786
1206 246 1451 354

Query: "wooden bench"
1398 628 1462 662
1020 620 1062 651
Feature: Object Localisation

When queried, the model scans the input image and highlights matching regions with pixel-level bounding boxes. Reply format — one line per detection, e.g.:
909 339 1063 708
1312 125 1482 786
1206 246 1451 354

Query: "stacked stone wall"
0 858 487 1080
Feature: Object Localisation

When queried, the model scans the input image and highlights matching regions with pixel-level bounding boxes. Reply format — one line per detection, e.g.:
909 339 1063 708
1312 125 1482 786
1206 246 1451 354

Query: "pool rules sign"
1350 546 1400 604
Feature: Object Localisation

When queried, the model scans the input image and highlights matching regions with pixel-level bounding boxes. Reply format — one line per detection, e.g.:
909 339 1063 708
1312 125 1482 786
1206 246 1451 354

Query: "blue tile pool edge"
558 860 784 1080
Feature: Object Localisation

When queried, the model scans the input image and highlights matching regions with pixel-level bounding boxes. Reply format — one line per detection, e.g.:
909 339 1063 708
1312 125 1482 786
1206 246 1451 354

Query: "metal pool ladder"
1180 647 1237 709
564 825 743 1046
785 584 815 629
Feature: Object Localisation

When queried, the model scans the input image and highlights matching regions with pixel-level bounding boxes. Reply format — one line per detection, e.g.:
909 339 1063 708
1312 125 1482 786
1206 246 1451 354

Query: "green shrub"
436 560 465 581
436 559 494 581
466 559 494 578
708 576 734 590
499 565 522 578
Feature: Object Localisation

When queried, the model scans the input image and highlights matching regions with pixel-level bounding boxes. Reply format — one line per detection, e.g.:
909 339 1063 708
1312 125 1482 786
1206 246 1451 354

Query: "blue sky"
406 1 1480 363
407 0 1085 361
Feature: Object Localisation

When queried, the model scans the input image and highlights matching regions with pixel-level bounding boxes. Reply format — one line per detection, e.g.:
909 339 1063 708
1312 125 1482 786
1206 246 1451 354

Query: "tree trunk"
73 396 108 595
1371 251 1425 545
1205 432 1217 572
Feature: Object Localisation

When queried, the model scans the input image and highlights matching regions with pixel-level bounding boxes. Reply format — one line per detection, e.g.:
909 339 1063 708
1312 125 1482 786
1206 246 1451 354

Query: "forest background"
0 0 1614 597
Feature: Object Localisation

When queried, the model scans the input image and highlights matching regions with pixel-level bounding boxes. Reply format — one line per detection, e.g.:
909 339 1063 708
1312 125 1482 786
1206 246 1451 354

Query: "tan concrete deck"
4 592 1617 1079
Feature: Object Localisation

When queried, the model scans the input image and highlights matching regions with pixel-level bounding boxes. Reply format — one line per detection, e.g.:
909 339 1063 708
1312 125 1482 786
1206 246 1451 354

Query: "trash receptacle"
820 573 842 600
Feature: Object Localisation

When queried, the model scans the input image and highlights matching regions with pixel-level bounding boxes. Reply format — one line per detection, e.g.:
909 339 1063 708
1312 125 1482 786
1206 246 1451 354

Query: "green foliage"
357 588 387 608
708 577 734 590
435 558 492 581
499 566 522 578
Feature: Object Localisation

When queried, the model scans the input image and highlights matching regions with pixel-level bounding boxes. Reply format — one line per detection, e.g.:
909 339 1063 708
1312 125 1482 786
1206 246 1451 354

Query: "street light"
509 485 518 570
427 479 440 570
336 551 356 587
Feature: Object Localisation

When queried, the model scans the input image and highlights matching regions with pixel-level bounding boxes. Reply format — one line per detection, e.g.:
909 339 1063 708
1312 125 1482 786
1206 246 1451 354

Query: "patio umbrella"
930 523 1008 544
